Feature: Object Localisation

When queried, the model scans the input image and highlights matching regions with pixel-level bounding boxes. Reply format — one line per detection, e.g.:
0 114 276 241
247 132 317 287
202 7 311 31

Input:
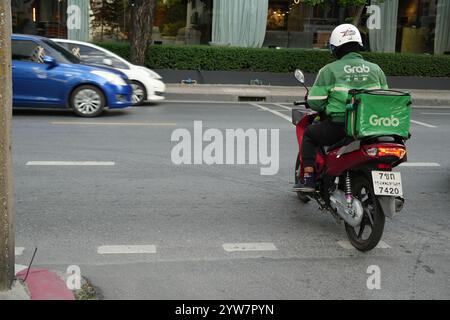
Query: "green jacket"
307 52 388 123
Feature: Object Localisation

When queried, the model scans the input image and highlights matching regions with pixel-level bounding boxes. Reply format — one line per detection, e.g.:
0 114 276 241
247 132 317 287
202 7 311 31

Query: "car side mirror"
43 55 57 68
103 58 113 66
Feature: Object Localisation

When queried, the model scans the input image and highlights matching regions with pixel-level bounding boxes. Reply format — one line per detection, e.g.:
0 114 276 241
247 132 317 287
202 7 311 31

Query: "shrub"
97 43 450 77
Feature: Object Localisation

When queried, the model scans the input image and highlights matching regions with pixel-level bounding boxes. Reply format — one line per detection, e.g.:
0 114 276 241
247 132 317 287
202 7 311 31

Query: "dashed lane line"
97 245 157 255
51 122 177 126
223 242 278 252
421 112 450 115
26 161 115 166
399 162 441 167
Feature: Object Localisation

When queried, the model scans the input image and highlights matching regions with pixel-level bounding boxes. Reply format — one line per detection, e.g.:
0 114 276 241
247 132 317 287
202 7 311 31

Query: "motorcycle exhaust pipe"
395 197 405 213
330 190 364 227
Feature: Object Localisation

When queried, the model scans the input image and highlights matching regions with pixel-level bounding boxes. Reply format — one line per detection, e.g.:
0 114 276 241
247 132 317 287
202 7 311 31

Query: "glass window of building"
10 0 450 55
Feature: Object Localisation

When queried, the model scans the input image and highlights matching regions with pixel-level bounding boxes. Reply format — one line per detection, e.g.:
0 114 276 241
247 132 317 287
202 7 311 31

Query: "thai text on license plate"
372 171 403 197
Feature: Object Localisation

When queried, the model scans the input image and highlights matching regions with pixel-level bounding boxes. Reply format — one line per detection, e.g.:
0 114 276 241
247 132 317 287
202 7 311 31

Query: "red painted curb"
17 269 75 300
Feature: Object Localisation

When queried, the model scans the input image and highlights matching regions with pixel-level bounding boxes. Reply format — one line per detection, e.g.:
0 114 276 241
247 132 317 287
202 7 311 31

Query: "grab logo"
344 65 371 74
369 115 400 127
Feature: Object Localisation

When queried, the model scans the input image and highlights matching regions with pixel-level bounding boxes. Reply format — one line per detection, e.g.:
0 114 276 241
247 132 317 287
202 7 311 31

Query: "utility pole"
0 0 14 291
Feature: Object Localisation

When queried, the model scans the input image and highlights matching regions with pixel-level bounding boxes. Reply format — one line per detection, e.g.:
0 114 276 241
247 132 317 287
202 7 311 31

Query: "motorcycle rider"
294 24 388 192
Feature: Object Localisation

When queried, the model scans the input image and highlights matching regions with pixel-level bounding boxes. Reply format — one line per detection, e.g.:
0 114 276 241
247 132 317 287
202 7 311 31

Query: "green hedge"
98 42 450 77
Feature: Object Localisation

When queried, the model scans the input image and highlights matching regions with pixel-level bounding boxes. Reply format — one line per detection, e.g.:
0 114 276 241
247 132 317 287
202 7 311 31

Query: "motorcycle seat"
324 136 400 155
325 137 355 153
364 136 397 143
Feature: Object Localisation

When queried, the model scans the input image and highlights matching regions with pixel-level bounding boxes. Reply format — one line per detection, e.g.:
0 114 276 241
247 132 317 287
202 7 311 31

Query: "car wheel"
70 85 106 117
130 81 147 106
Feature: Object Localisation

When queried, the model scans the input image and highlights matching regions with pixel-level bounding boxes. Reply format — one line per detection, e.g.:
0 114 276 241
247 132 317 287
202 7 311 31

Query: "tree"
90 0 128 41
129 0 157 65
0 0 15 292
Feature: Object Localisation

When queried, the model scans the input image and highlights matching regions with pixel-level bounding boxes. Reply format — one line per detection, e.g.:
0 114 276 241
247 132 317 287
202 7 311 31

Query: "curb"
16 268 75 300
164 85 450 106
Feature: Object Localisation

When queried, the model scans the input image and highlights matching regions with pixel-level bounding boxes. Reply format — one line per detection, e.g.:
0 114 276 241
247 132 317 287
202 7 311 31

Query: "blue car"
12 34 132 117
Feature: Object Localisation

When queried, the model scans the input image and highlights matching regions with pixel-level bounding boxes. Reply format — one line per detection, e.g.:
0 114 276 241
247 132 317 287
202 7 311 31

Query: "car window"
42 40 80 64
68 44 129 69
56 42 70 50
12 40 46 63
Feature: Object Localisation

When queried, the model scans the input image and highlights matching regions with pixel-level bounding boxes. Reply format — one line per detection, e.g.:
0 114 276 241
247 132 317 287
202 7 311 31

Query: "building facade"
11 0 450 55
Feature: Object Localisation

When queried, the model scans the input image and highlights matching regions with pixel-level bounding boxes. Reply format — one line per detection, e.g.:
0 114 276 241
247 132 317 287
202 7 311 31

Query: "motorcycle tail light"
377 147 406 159
365 147 378 157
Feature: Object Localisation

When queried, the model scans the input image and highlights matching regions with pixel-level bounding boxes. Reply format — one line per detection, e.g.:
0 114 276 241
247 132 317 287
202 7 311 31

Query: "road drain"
238 96 266 102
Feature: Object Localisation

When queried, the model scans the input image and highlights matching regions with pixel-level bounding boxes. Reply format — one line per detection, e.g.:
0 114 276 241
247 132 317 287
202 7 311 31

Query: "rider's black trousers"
301 119 347 168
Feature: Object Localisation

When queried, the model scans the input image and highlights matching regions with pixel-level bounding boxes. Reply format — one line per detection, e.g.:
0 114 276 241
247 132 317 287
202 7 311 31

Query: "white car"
52 39 166 105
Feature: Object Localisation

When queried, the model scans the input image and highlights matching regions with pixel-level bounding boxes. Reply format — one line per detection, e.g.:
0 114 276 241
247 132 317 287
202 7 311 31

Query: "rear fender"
377 196 396 219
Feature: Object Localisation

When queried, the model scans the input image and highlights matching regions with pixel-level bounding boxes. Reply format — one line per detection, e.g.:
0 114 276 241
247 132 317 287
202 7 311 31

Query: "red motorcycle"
292 70 408 251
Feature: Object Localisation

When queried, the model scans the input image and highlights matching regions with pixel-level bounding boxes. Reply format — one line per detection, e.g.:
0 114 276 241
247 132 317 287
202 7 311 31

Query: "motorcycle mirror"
295 69 305 84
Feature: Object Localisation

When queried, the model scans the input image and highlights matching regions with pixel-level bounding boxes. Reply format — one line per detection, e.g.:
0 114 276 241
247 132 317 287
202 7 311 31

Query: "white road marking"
26 161 115 166
51 122 177 126
97 245 157 255
411 120 437 128
413 106 450 109
273 103 292 111
337 240 391 250
223 242 278 252
421 112 450 115
399 162 441 167
256 109 291 112
257 109 290 112
163 100 250 105
250 103 291 122
163 100 450 109
15 247 25 256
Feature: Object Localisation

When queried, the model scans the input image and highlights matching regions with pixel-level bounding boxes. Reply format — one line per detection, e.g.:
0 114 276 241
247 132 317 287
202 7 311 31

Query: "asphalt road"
11 102 450 300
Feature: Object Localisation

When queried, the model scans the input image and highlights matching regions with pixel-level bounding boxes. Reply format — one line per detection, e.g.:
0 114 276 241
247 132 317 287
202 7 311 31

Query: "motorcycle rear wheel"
344 176 385 252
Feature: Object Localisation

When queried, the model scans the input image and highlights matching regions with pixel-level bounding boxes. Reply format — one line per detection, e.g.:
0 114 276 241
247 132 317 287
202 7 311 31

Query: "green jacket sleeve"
379 68 389 90
307 66 334 112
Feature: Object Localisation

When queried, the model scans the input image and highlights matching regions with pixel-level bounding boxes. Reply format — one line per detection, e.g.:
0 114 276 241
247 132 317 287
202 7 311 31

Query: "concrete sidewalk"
165 84 450 106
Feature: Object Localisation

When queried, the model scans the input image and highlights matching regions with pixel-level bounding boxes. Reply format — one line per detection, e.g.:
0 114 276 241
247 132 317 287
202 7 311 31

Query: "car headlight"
143 68 162 80
91 70 127 86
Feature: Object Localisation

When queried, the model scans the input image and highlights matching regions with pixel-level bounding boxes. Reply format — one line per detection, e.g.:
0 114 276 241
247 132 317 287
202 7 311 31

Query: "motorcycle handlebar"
293 101 310 109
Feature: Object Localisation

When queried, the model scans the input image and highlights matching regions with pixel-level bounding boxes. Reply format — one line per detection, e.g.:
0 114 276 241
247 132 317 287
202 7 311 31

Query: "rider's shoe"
293 173 316 193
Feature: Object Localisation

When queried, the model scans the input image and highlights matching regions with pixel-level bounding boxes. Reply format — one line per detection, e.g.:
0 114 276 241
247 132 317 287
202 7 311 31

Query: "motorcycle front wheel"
344 175 385 252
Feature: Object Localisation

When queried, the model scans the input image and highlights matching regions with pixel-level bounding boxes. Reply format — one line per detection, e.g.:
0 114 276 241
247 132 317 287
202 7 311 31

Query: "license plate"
372 171 403 197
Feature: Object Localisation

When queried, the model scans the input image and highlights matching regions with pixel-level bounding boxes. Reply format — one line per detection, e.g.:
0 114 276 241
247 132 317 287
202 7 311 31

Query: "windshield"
42 39 81 64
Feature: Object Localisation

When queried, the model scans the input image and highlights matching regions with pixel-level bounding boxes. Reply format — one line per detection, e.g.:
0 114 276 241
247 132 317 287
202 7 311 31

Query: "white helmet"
329 24 363 55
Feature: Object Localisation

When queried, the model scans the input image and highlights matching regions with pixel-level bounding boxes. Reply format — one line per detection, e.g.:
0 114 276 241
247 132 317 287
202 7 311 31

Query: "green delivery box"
346 90 412 139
